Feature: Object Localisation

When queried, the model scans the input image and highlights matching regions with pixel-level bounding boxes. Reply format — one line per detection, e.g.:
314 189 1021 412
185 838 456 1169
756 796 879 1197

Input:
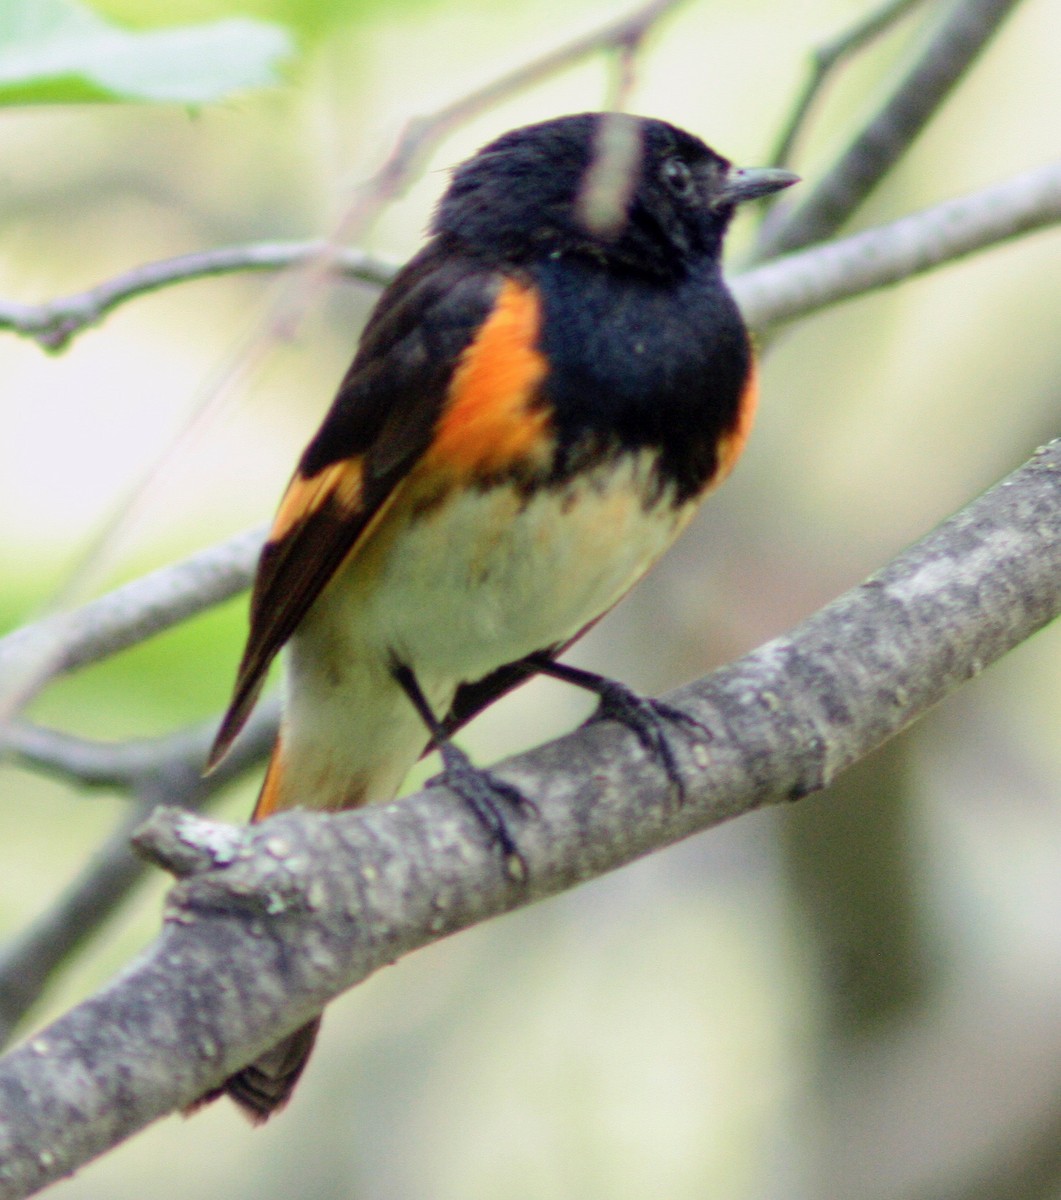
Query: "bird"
202 111 797 1122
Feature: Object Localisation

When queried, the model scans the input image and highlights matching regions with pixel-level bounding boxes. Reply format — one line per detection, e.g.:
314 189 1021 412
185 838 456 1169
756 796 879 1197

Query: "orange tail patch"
252 740 286 822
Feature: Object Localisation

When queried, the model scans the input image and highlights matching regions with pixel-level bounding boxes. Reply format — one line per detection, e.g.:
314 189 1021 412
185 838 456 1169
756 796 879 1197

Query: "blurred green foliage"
0 0 293 104
81 0 435 43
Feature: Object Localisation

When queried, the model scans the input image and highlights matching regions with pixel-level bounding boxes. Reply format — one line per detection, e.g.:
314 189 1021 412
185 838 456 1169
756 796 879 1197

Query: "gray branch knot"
131 807 325 921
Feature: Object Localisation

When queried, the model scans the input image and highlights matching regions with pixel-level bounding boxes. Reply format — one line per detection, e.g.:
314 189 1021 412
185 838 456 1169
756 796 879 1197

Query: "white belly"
281 452 695 807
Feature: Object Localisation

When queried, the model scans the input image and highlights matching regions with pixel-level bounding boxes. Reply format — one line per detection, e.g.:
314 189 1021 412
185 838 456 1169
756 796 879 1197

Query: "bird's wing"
209 246 547 767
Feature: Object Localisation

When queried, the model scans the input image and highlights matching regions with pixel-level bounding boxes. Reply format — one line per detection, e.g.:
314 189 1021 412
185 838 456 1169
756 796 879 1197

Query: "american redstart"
203 112 797 1121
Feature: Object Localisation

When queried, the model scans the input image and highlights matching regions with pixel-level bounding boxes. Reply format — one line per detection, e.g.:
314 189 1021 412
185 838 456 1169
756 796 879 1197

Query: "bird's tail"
213 1018 322 1125
186 1016 322 1125
189 739 325 1124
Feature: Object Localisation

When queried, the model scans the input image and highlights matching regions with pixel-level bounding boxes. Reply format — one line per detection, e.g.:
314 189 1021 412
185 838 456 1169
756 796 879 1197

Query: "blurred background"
1 0 1060 1196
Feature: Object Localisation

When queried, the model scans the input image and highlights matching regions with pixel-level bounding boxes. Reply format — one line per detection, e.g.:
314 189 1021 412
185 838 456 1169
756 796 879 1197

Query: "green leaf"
84 0 411 46
0 0 294 105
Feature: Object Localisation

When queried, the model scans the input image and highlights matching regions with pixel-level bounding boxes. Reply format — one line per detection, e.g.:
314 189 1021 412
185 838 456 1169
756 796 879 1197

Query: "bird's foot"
428 742 535 879
580 676 708 804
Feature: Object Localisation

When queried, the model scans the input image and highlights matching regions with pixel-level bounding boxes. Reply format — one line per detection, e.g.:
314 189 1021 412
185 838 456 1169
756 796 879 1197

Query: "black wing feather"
209 244 502 767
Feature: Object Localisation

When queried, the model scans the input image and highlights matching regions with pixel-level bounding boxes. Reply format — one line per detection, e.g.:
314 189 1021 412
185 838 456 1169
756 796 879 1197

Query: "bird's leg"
391 660 531 871
524 654 708 804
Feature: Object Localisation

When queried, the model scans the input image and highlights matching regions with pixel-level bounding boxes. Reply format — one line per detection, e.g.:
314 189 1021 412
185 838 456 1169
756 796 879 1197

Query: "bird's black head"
433 113 797 279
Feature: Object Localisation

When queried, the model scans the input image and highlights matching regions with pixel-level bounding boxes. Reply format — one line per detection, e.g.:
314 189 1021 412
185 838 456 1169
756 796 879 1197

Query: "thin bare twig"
263 0 688 349
0 438 1058 1197
1 699 277 790
770 0 931 170
754 0 1026 261
0 245 398 353
324 0 686 246
2 723 216 789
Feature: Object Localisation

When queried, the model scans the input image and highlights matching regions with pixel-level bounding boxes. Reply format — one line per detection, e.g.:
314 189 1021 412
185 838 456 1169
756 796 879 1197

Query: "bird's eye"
661 157 695 200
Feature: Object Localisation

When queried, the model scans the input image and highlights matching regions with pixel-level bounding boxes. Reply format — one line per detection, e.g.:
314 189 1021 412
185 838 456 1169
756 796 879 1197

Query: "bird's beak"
714 165 800 208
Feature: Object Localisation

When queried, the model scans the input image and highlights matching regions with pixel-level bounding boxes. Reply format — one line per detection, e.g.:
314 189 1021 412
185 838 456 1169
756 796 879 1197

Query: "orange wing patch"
426 279 551 478
271 457 365 542
712 360 759 489
208 457 369 772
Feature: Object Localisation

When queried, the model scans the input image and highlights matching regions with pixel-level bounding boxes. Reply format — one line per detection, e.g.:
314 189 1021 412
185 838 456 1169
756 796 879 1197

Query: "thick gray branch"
0 702 277 1049
755 0 1025 261
0 439 1058 1198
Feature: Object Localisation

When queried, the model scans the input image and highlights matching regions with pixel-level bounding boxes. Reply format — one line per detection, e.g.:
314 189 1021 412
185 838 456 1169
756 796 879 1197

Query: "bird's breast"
308 447 695 687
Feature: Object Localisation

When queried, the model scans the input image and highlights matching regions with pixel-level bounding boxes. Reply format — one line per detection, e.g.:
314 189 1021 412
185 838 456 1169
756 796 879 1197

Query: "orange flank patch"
426 279 552 477
270 458 364 542
712 361 759 488
252 741 286 821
